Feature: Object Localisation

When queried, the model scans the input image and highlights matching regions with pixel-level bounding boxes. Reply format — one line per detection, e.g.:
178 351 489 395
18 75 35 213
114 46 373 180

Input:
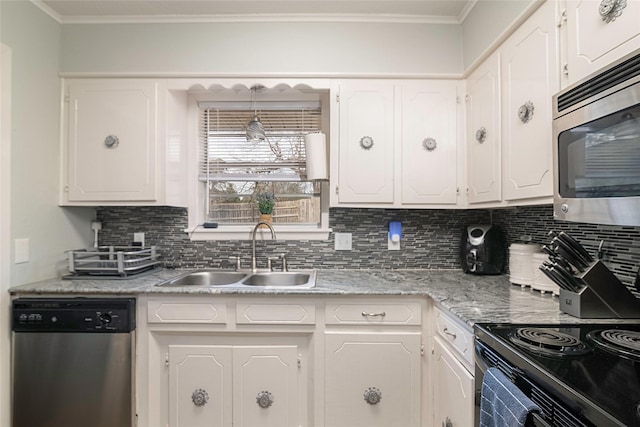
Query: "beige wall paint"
462 0 539 70
1 41 12 427
60 21 464 76
0 1 94 286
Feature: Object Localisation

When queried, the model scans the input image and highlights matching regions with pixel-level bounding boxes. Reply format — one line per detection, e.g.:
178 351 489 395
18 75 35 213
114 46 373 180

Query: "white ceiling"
33 0 477 24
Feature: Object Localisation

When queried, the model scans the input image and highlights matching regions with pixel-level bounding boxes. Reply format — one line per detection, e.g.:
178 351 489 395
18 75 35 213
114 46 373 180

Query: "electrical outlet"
133 232 145 247
334 232 352 251
388 233 400 251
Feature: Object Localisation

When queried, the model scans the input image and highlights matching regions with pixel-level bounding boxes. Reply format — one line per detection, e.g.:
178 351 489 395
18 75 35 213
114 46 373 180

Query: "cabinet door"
467 53 501 204
324 332 422 427
233 346 300 427
501 1 558 201
66 79 158 202
168 345 233 427
337 83 395 204
432 337 474 427
401 82 459 205
565 0 640 85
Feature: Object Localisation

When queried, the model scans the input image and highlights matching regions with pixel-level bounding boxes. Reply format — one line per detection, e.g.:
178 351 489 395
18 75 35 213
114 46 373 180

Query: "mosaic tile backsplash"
96 204 640 288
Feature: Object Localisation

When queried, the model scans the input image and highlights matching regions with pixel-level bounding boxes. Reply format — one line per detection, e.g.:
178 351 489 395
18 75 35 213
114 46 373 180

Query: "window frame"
185 89 332 241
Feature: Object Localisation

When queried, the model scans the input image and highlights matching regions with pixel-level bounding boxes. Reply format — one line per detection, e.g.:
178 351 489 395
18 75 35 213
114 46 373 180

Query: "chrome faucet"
251 221 277 273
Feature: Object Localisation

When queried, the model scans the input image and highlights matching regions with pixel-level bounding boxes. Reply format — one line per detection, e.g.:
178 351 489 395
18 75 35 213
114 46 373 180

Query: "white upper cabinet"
401 81 459 205
564 0 640 86
61 78 188 207
63 79 160 203
501 0 558 201
333 80 460 208
336 82 395 205
466 52 502 205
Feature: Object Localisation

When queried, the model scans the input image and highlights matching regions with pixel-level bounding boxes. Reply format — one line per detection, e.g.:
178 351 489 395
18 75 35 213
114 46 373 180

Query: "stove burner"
587 329 640 360
508 327 591 357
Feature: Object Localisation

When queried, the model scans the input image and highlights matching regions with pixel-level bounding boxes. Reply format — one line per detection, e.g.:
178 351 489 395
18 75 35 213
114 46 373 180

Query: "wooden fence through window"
210 199 320 224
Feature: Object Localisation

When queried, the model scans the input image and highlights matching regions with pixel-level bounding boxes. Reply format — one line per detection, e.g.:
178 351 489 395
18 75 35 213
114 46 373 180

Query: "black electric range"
474 323 640 427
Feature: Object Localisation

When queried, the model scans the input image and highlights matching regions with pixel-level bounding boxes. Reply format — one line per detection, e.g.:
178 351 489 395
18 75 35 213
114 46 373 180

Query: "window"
192 93 330 240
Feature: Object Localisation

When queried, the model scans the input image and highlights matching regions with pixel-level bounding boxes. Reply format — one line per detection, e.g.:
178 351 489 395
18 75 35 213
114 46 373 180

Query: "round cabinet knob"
443 417 453 427
363 387 382 405
518 101 534 124
599 0 626 22
422 137 437 151
256 390 274 408
191 388 209 407
475 127 487 143
104 135 120 149
359 136 374 150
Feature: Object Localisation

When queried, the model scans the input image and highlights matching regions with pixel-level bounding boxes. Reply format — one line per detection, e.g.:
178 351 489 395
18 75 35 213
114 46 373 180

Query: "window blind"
199 103 322 182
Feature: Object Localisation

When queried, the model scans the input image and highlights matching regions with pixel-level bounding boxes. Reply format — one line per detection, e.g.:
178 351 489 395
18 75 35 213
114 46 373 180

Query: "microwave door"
559 106 640 199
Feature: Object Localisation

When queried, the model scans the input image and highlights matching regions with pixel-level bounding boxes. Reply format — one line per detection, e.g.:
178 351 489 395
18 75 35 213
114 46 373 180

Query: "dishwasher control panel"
12 297 135 332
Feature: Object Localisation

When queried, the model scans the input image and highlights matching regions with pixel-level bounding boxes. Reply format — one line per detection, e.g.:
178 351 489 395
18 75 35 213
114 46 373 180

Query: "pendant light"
246 85 266 142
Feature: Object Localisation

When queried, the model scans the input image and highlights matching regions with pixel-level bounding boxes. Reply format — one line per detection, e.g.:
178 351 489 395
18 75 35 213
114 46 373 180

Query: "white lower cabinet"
431 305 475 427
168 344 233 427
141 297 310 427
165 336 306 427
139 295 429 427
432 337 474 427
168 344 300 427
324 332 423 427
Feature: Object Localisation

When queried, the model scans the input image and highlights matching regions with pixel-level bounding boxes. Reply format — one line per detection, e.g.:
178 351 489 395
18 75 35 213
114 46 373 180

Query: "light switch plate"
14 238 29 264
334 232 352 251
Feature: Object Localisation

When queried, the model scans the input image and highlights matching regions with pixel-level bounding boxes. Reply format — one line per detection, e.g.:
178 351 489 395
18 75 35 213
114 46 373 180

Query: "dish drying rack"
67 246 159 277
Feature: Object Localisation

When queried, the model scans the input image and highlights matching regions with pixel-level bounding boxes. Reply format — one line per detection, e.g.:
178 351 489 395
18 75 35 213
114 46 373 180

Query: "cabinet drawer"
147 300 227 324
325 302 421 325
236 302 316 325
434 307 473 367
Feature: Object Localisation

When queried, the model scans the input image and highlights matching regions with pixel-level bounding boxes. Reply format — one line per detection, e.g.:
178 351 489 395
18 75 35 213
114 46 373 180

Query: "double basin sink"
157 269 316 289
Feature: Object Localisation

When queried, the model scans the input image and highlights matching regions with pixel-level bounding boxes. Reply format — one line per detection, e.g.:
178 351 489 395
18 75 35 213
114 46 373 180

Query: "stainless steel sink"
157 269 316 288
241 271 316 288
157 270 248 287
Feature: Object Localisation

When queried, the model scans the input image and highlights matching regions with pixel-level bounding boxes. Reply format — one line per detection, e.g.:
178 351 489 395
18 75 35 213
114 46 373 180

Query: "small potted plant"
256 191 275 225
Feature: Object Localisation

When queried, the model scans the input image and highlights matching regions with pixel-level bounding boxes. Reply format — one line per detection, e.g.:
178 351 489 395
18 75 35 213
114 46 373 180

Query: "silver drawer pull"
361 311 386 317
443 327 457 339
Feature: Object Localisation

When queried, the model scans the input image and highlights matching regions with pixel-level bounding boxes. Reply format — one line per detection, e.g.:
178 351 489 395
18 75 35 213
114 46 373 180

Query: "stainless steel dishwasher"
12 297 136 427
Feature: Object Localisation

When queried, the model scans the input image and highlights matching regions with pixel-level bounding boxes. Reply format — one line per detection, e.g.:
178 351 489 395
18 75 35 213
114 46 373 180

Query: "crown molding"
30 0 63 24
28 6 463 25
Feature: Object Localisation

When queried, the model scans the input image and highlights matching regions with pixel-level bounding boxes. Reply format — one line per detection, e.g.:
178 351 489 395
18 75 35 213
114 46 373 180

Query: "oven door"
552 50 640 227
474 340 552 427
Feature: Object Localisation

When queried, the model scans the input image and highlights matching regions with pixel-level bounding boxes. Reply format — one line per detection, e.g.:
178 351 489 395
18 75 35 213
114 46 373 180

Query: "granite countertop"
9 267 611 326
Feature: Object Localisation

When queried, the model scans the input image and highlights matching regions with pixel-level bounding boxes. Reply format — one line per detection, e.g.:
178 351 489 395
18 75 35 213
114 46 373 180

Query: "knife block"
559 261 640 319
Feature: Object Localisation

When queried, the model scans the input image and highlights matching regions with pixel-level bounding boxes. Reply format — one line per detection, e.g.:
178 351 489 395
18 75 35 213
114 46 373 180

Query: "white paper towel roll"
304 132 328 180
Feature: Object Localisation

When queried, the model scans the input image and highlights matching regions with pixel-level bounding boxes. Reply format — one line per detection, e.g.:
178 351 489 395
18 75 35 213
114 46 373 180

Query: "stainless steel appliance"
65 245 159 278
475 323 640 427
12 298 136 427
552 48 640 226
460 225 506 275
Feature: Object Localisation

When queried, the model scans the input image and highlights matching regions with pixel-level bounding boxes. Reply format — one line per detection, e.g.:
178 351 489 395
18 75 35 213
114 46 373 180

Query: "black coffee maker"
460 225 506 275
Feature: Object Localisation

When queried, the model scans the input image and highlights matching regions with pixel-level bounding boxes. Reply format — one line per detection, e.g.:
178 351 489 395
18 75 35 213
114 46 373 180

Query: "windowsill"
185 225 332 241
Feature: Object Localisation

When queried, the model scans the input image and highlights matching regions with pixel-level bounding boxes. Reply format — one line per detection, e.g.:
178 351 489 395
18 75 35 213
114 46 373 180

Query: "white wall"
462 0 537 70
0 40 11 427
0 1 94 286
60 21 463 76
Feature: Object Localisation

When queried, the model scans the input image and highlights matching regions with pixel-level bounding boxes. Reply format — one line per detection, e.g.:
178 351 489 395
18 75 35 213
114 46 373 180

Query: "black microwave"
552 48 640 226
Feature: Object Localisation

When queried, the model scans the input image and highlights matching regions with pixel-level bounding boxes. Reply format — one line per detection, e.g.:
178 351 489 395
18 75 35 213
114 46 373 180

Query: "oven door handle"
527 411 552 427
